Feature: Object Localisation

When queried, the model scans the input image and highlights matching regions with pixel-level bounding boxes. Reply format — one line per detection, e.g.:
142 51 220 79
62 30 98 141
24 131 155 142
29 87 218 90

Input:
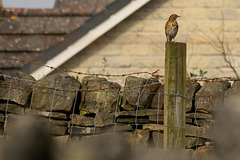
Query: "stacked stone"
0 72 237 152
0 72 80 143
67 76 161 147
0 71 37 136
185 81 230 149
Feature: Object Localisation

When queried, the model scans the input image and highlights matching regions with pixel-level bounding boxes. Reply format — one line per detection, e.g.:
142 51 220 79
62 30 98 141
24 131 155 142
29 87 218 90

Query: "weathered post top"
164 42 187 150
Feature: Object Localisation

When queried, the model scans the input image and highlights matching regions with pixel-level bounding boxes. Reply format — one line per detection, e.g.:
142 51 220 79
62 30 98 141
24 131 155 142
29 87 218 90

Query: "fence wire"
0 55 162 78
0 55 237 157
0 73 225 149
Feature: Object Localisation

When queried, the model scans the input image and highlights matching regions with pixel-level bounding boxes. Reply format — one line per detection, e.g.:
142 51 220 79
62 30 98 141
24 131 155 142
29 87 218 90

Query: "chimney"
0 0 2 13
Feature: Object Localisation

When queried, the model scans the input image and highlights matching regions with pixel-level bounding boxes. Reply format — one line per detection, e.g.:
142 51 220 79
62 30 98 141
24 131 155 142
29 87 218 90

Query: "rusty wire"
0 55 162 78
0 54 229 150
0 75 239 95
0 79 234 105
1 55 240 93
0 79 160 92
1 55 240 82
0 56 233 150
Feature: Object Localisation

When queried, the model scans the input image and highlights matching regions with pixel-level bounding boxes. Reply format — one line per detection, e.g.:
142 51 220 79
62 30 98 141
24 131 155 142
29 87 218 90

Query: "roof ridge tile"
0 8 103 16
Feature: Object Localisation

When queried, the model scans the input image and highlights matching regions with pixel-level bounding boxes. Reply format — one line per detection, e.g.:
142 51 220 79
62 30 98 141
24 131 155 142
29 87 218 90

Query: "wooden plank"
164 42 186 150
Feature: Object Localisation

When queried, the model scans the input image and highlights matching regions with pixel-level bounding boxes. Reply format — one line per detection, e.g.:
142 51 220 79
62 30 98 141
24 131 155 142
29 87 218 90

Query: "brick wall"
60 0 240 85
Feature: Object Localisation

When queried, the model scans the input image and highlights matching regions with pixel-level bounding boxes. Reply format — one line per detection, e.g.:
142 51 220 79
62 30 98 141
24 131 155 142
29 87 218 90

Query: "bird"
165 14 180 42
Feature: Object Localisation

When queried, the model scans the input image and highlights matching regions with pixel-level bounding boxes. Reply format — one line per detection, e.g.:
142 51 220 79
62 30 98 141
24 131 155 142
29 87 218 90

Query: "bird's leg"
173 38 176 44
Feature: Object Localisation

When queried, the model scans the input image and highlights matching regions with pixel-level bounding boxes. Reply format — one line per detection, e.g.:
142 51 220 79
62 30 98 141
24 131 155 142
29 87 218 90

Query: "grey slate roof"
21 0 131 74
0 0 115 73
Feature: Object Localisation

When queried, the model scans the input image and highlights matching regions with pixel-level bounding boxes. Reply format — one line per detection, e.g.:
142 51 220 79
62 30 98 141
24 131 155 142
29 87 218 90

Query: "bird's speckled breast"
167 21 178 37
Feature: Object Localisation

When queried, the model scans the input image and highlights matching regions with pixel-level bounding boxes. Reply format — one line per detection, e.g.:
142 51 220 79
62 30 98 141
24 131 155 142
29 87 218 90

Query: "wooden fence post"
164 42 187 150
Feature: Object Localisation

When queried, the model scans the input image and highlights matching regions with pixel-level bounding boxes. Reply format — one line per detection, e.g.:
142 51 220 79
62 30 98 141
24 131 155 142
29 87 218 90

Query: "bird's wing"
165 21 169 36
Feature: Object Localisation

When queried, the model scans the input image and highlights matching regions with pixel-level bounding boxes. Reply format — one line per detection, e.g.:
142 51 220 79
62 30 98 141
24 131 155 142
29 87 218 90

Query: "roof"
0 0 151 79
0 0 114 73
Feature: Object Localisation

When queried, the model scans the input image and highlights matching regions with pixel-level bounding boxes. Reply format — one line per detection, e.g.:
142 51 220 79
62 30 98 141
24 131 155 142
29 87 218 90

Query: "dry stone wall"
0 71 238 151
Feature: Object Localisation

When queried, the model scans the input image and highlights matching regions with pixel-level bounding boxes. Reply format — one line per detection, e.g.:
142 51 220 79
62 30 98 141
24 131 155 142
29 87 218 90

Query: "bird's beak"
177 16 181 18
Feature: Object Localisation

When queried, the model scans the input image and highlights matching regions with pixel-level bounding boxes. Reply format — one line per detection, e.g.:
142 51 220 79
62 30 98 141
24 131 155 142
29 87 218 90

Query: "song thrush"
165 14 180 42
